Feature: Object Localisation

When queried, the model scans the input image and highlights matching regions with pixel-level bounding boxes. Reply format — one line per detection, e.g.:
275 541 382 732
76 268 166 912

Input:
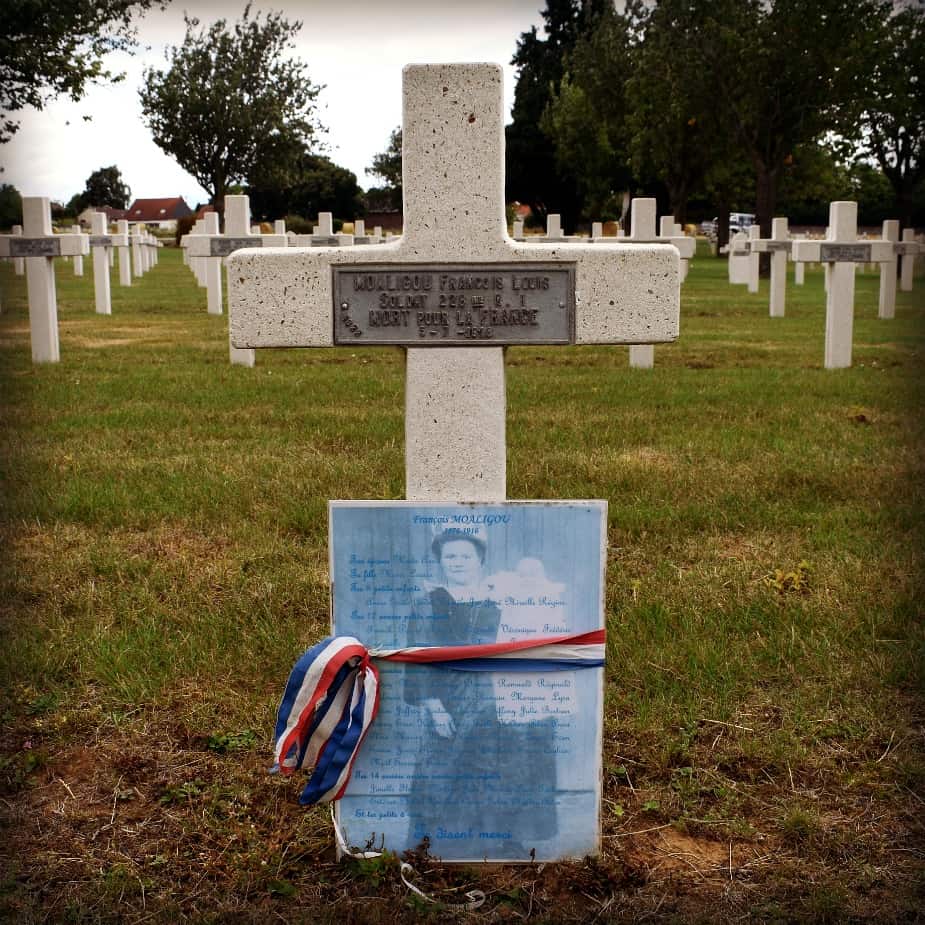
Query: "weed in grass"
206 729 257 753
780 806 820 848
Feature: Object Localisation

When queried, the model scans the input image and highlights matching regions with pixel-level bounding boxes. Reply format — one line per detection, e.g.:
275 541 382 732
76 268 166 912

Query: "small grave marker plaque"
11 238 61 258
210 237 264 257
88 235 113 247
333 263 575 345
820 243 872 262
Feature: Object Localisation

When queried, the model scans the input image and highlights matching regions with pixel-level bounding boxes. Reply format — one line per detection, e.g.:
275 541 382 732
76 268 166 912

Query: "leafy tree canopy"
1 0 167 143
857 3 925 225
139 3 325 204
369 128 402 210
543 2 639 221
248 153 363 221
74 165 132 211
0 184 23 228
506 0 611 228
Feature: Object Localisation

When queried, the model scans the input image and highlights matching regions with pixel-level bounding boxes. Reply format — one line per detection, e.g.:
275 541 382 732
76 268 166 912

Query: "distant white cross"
898 228 921 293
0 197 88 362
88 212 128 315
748 218 790 317
792 201 894 369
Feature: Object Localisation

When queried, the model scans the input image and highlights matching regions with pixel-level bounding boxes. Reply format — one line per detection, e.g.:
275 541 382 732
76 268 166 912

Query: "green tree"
248 153 364 221
697 0 890 239
857 5 925 227
78 165 131 209
542 4 637 221
624 0 719 226
139 4 324 205
369 127 402 210
1 0 167 143
0 184 23 228
506 0 609 229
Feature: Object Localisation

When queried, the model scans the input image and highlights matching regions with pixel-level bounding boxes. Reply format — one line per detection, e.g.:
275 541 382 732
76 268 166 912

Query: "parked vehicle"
701 213 756 239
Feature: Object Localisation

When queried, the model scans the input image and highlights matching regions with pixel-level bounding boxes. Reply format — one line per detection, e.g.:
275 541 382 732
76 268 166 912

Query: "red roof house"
125 197 193 229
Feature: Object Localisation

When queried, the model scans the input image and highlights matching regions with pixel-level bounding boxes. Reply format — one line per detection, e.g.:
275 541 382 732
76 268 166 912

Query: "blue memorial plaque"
329 501 606 862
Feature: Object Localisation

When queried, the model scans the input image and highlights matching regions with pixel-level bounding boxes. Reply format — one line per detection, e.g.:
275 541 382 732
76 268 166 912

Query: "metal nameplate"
10 237 61 257
895 243 918 256
764 241 791 252
89 235 113 247
333 263 576 345
820 243 871 262
311 236 341 247
211 237 263 257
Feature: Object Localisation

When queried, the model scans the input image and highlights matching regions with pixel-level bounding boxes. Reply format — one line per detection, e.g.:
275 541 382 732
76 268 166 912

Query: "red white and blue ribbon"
272 630 605 806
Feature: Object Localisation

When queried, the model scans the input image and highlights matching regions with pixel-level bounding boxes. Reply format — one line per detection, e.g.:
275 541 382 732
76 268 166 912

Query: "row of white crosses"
227 63 680 501
0 199 167 361
741 203 921 369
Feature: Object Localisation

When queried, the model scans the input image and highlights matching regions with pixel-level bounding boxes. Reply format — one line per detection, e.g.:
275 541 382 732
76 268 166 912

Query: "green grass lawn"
1 243 923 922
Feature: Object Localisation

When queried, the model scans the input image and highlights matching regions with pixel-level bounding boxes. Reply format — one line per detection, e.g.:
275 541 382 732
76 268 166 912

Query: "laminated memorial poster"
328 501 606 862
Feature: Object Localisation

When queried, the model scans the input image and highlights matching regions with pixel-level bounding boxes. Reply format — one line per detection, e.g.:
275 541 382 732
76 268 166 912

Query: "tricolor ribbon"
272 630 605 806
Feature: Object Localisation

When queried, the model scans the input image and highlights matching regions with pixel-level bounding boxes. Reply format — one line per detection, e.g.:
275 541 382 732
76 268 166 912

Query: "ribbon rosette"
272 630 605 805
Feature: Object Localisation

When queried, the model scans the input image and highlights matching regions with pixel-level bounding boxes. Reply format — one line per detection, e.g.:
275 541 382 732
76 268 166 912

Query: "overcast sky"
0 1 547 208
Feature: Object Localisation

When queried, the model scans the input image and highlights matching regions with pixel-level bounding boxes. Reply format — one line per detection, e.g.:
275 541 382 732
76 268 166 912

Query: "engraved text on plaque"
333 263 576 345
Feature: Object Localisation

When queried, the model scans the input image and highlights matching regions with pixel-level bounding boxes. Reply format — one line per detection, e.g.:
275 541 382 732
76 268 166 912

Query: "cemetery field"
1 243 923 923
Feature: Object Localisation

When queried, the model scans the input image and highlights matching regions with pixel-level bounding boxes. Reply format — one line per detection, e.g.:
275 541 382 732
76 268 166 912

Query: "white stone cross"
115 220 133 287
186 197 288 322
0 197 88 363
182 219 207 287
658 216 693 282
89 212 128 315
792 234 806 285
746 225 760 293
11 225 24 275
229 63 678 501
898 228 921 292
748 217 790 317
721 231 750 285
792 201 894 369
293 211 354 247
70 225 85 277
512 219 525 240
129 224 146 278
878 220 900 320
274 219 287 235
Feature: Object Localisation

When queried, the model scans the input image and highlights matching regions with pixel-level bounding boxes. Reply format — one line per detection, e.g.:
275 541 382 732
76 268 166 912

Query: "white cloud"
0 1 546 209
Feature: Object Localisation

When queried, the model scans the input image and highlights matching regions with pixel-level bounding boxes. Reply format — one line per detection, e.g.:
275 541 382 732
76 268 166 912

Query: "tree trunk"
755 163 778 276
717 202 730 256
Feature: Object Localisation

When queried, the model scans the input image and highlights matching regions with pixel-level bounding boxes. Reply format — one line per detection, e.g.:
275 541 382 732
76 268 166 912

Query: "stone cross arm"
89 231 129 247
749 239 791 254
185 231 288 257
792 239 895 263
895 240 922 257
228 239 678 348
0 232 88 258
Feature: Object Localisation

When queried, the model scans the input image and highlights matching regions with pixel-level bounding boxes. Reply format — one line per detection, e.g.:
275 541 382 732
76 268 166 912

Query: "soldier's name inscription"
333 263 576 345
89 235 113 247
820 243 872 262
10 238 62 258
210 238 263 257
